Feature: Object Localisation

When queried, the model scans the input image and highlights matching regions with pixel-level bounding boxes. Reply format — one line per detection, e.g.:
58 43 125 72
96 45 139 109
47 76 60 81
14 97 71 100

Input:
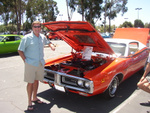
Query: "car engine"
45 53 107 77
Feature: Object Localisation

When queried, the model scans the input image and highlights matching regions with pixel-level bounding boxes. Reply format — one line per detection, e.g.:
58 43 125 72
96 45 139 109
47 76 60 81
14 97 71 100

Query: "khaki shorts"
24 62 44 83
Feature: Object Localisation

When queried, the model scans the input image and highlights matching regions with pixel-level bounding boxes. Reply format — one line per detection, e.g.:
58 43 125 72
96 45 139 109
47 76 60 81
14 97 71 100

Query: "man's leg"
27 83 34 110
32 80 39 101
32 63 44 103
32 80 44 103
138 78 150 106
137 78 150 93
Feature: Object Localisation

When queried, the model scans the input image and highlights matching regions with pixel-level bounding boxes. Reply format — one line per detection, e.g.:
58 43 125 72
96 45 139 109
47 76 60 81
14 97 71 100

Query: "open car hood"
43 21 114 54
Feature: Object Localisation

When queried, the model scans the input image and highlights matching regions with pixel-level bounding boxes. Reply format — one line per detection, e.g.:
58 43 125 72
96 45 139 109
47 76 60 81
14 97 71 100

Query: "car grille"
44 69 93 93
45 72 54 81
62 76 78 86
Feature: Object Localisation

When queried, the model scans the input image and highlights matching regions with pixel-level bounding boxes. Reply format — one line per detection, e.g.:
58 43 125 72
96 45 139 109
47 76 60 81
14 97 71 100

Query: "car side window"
5 36 15 41
15 36 21 40
128 42 139 55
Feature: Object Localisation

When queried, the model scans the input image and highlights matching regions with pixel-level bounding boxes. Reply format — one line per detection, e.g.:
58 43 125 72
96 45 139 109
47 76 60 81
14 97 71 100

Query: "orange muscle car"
43 21 149 99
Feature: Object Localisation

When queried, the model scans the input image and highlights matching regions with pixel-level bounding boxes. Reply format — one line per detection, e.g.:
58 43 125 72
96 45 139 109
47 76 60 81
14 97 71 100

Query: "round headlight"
84 82 90 88
77 80 83 87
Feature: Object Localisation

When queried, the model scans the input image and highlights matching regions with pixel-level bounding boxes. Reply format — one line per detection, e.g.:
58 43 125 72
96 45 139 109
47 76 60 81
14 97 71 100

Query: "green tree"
119 21 133 28
0 0 59 33
0 0 26 33
0 25 7 33
67 0 103 26
41 0 59 22
144 22 150 28
26 0 59 23
0 0 14 25
96 24 116 33
67 0 84 21
83 0 103 26
12 0 23 33
66 0 74 21
134 19 144 28
103 0 128 32
26 0 39 23
23 21 31 32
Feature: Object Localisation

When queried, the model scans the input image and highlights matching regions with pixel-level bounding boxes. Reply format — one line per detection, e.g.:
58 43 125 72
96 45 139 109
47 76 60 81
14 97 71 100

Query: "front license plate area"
55 84 65 92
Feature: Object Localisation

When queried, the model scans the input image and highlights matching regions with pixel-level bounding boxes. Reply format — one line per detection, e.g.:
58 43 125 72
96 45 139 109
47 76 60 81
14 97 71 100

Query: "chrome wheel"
104 76 119 99
108 76 118 97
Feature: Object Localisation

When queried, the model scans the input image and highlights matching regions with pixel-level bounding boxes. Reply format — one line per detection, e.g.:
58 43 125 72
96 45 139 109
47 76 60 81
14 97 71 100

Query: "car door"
13 36 21 51
128 42 146 73
1 36 20 54
123 41 148 80
0 36 5 54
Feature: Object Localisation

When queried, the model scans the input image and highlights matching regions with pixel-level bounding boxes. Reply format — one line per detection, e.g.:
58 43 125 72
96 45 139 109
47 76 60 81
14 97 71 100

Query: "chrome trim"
44 69 94 93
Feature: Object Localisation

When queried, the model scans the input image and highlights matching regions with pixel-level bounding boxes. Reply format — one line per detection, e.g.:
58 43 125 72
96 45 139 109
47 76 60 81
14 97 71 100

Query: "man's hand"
49 43 56 51
18 50 26 62
140 76 146 82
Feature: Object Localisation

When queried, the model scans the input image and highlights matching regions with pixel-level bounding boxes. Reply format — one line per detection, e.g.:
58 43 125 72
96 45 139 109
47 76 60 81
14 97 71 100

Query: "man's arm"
18 50 26 62
48 43 55 51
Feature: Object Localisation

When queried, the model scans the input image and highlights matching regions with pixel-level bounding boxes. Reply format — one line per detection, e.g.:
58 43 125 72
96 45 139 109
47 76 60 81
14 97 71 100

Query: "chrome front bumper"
44 69 94 94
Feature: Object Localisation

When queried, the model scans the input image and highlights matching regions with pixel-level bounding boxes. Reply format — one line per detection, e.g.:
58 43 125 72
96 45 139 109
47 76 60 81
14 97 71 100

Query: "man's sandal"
32 99 44 104
27 105 34 111
140 101 150 106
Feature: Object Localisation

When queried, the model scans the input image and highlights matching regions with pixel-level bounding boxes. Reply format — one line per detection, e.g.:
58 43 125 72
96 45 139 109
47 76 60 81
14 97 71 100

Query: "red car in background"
42 21 149 99
47 32 61 40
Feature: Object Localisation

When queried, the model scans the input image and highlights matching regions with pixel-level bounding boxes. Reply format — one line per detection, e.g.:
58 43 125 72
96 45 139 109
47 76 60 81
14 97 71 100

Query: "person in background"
137 54 150 107
18 21 55 111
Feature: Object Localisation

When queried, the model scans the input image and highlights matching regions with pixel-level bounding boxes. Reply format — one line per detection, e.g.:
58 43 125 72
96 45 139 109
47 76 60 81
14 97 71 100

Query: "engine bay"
45 52 108 77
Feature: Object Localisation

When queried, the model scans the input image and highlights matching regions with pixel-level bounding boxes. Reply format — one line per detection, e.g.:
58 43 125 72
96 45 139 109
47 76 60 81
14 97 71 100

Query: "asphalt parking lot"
0 40 150 113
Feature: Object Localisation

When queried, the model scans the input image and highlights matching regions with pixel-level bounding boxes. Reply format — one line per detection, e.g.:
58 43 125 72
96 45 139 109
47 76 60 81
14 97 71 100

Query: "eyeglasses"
33 26 41 28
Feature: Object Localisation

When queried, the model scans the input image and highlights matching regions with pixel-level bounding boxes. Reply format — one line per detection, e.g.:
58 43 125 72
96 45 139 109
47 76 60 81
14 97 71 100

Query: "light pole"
59 14 63 21
135 8 142 19
124 18 128 21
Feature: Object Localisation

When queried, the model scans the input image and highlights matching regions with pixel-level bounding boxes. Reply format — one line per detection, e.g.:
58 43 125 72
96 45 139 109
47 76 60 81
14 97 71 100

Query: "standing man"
137 55 150 106
18 21 55 111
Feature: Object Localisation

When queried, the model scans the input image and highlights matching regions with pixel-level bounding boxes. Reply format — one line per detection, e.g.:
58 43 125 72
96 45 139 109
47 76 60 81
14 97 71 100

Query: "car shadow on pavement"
29 72 142 113
0 52 19 58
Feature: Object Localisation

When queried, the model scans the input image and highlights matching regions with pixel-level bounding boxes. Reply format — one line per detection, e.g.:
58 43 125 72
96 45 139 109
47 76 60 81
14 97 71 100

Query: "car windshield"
0 36 4 42
107 42 126 56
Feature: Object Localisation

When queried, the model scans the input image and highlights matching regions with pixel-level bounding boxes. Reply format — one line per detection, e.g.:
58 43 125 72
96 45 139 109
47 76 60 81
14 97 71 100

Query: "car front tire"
103 76 119 99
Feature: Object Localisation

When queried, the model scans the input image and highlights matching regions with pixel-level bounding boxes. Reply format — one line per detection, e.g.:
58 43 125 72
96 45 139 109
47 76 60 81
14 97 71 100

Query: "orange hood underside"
43 21 114 54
